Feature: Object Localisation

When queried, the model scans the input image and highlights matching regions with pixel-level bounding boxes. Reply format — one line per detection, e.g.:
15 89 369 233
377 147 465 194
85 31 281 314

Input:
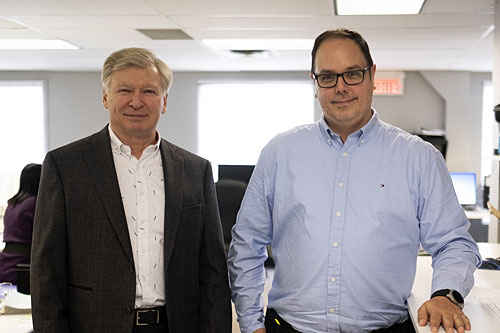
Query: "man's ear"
162 93 168 114
102 88 108 109
370 64 377 80
310 74 318 99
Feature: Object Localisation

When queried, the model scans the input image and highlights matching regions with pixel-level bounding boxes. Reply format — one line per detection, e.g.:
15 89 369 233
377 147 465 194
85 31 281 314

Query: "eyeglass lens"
316 68 368 88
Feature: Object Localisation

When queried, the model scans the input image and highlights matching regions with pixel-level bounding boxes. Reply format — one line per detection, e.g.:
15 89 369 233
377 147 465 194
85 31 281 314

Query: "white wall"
420 72 490 179
0 70 489 176
167 71 320 153
373 71 445 133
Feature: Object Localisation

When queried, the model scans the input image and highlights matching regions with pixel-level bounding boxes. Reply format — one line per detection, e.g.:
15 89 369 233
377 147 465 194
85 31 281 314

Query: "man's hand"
417 296 470 333
253 329 266 333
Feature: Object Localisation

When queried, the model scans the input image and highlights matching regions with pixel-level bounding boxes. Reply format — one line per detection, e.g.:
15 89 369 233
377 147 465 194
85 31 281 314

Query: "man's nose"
129 91 144 108
334 76 349 93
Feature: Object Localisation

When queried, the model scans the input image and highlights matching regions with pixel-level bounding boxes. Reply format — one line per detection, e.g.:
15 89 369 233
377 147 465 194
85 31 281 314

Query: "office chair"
215 179 248 250
16 263 30 294
215 179 275 267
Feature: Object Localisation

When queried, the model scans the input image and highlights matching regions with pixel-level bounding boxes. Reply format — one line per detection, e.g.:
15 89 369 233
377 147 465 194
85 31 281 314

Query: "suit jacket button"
129 265 134 273
126 307 133 314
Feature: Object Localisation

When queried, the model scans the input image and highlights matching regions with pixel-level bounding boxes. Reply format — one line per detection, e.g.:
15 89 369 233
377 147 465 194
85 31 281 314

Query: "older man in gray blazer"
31 48 231 333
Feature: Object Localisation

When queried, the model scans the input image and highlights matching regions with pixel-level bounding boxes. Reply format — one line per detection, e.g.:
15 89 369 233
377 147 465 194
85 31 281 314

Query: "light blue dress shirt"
228 111 481 333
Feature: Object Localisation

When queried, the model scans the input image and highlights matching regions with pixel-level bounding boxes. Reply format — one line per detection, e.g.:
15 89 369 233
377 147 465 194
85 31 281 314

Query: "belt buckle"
136 309 160 326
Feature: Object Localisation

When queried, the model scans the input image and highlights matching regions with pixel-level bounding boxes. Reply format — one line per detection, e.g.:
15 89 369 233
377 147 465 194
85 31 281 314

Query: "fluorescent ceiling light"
0 39 79 50
201 39 313 50
335 0 425 15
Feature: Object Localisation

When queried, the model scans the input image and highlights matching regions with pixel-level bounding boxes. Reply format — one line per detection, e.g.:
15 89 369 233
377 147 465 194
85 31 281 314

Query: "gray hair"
102 47 172 93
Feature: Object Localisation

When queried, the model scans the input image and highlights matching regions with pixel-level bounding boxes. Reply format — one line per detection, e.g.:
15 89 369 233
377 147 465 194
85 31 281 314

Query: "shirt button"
336 211 341 217
330 276 336 282
342 152 348 157
361 139 365 143
338 182 344 187
329 308 335 313
333 242 338 247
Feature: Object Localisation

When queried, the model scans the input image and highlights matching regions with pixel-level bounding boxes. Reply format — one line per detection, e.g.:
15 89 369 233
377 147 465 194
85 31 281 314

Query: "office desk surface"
0 313 32 332
464 208 489 221
0 285 32 333
408 243 500 333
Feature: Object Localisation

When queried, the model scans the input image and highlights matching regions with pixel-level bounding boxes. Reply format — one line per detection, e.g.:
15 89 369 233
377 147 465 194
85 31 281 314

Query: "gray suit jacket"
31 126 232 332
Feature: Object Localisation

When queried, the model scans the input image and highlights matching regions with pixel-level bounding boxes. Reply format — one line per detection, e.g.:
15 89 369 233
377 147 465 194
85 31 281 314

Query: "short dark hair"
311 28 373 74
7 163 42 206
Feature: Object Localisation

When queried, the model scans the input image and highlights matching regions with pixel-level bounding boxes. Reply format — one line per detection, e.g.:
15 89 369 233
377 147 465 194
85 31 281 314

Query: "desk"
0 313 32 332
464 208 489 221
0 285 32 333
408 243 500 332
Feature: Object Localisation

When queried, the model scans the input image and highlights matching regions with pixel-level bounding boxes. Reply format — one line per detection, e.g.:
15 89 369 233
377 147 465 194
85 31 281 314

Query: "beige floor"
231 268 274 333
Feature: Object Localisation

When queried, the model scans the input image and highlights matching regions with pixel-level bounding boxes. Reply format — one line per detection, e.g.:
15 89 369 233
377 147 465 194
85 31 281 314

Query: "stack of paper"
0 288 31 315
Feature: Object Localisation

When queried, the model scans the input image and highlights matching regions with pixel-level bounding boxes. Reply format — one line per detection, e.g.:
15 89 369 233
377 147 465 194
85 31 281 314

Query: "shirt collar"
108 125 161 157
318 109 381 145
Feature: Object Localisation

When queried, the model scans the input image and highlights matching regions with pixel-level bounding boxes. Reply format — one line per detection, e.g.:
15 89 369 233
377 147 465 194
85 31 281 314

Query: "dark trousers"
372 318 415 333
132 322 168 333
265 308 415 333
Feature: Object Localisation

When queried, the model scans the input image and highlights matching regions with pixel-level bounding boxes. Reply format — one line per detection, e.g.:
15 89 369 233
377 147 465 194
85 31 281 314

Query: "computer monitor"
449 172 477 209
218 165 255 184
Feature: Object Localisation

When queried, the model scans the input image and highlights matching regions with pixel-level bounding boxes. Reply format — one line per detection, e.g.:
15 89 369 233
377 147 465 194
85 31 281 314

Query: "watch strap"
431 289 464 309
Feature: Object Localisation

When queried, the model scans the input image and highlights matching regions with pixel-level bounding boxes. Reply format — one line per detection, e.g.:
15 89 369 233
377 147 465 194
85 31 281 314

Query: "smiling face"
103 65 167 144
312 37 376 141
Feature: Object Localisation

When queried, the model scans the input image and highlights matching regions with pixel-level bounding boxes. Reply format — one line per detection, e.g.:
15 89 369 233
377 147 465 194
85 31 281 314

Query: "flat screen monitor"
449 172 477 208
218 165 255 184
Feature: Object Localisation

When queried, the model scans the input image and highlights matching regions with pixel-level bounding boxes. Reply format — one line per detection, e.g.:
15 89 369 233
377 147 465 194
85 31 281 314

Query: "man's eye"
346 71 361 78
144 90 157 94
321 75 336 81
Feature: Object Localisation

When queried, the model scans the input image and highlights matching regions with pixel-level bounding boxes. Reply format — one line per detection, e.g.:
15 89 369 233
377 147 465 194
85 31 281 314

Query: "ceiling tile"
422 0 495 14
5 15 178 29
0 0 160 15
147 0 334 16
169 15 337 30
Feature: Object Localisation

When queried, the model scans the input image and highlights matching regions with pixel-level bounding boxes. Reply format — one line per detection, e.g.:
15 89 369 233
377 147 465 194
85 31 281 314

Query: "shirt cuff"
237 311 265 333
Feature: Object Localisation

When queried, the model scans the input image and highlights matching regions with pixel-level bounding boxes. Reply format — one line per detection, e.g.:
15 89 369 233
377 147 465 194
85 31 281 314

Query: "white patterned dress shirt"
109 126 166 308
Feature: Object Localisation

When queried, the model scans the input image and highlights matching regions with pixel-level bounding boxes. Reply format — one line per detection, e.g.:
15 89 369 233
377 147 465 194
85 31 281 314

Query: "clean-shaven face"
103 65 167 143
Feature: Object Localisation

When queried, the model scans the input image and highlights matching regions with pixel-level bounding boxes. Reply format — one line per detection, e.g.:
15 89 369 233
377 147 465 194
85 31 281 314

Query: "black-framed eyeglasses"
313 66 372 88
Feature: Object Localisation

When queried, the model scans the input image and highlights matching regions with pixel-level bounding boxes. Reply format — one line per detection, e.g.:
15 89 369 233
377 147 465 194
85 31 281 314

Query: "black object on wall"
417 134 448 160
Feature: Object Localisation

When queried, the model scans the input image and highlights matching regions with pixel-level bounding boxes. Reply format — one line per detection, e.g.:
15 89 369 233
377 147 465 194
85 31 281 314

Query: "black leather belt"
134 306 167 326
3 242 31 255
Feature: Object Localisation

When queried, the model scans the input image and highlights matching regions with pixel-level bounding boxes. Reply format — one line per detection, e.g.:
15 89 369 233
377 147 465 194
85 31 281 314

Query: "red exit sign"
374 72 405 96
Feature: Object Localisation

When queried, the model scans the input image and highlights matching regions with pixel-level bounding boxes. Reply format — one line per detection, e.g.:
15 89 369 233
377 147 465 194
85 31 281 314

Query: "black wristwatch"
431 289 464 310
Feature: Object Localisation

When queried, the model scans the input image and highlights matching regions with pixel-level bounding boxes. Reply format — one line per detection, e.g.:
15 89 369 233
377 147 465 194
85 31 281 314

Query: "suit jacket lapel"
160 140 183 270
84 126 134 263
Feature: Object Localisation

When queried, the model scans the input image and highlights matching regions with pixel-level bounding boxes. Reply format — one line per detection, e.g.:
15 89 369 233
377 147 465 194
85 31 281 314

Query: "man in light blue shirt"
228 28 481 333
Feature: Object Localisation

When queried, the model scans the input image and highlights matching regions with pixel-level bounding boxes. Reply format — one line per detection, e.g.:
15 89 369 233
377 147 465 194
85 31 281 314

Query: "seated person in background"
0 163 42 283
